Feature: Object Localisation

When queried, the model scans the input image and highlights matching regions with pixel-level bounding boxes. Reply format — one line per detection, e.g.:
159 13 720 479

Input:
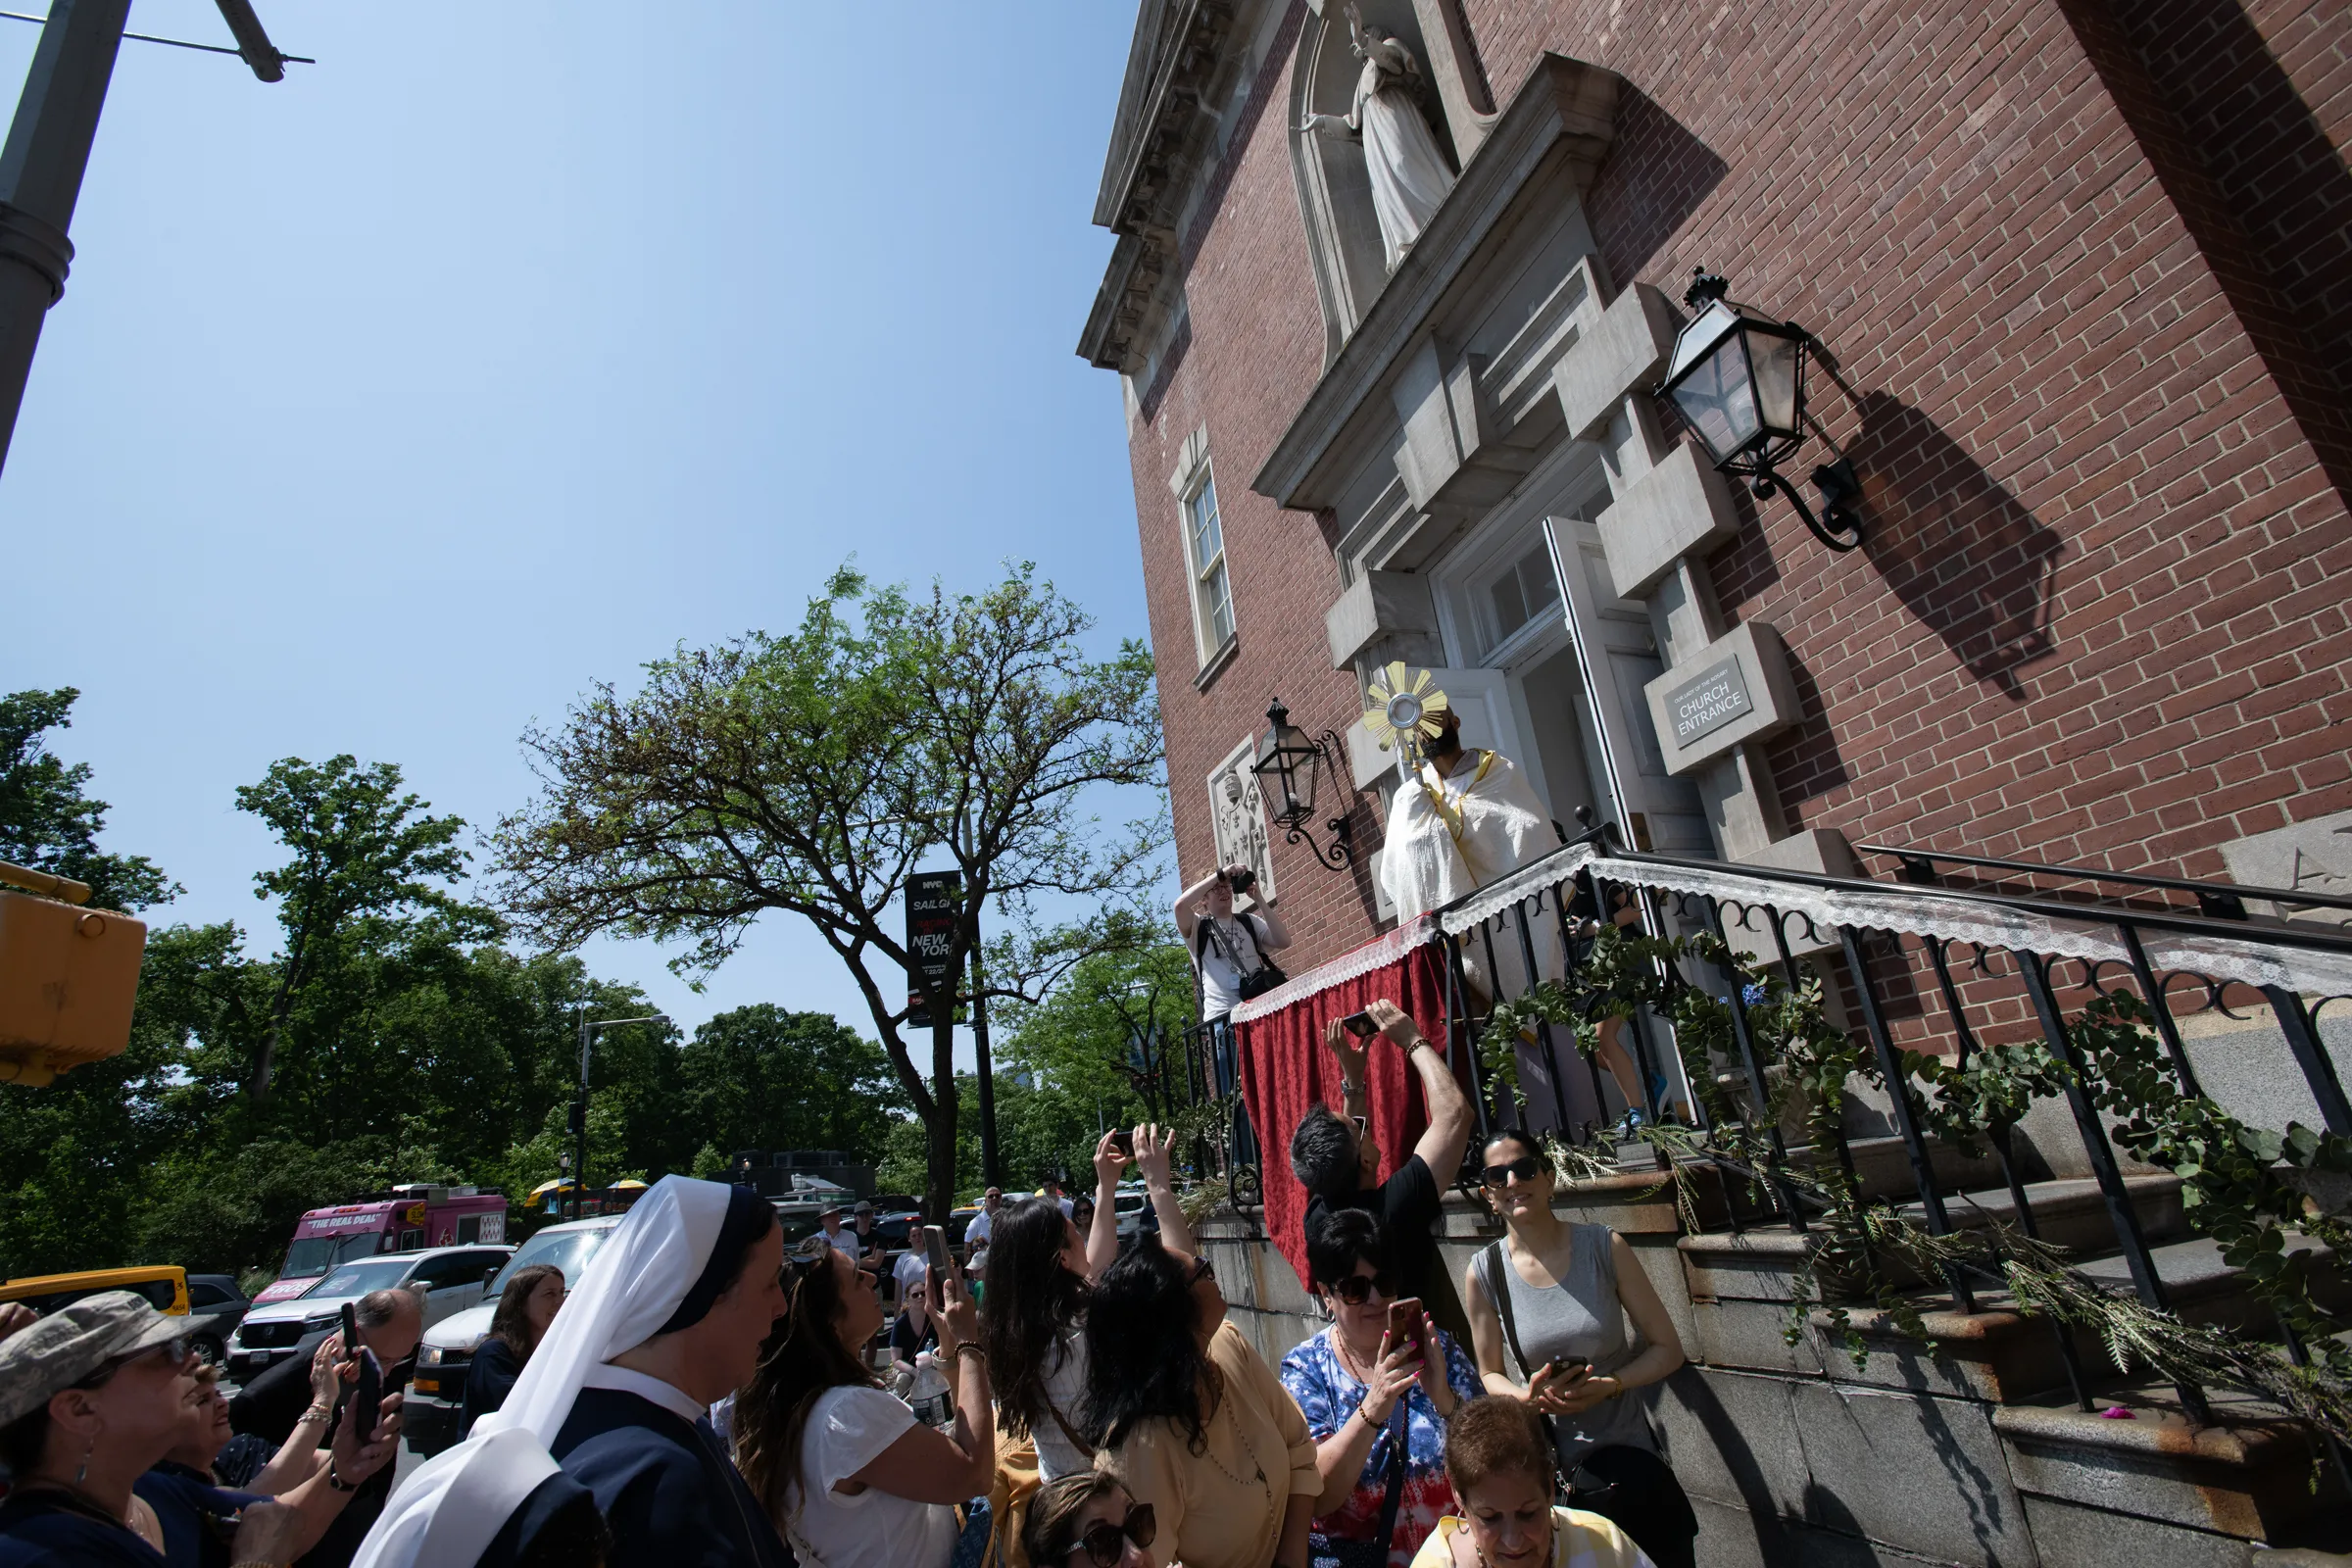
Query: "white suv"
226 1243 513 1383
406 1215 624 1454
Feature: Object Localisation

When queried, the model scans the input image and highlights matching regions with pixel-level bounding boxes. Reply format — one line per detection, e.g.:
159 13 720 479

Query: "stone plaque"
1663 657 1752 747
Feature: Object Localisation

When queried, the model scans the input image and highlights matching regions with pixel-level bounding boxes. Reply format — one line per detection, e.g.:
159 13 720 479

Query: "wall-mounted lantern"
1250 699 1354 869
1656 269 1863 552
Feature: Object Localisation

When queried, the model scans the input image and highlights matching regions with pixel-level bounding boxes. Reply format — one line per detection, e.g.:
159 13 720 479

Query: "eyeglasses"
1326 1272 1396 1305
1065 1503 1156 1568
1187 1255 1214 1287
1480 1154 1544 1187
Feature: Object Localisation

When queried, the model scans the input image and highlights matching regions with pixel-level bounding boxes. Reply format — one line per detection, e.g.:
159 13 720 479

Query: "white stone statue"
1300 5 1457 270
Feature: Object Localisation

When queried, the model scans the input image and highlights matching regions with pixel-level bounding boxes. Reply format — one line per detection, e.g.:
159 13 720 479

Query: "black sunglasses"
1326 1271 1396 1305
1480 1154 1544 1187
1188 1255 1214 1287
1066 1503 1156 1568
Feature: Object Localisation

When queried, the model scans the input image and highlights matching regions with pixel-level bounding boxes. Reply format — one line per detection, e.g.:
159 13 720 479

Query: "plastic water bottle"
908 1350 953 1427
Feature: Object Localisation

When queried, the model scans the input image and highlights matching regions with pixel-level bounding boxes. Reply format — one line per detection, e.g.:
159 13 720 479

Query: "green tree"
490 564 1164 1219
678 1005 895 1161
0 687 176 911
234 756 474 1101
994 931 1200 1125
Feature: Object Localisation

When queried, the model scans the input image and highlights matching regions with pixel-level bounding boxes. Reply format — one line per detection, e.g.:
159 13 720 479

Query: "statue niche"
1289 1 1463 361
1301 5 1458 270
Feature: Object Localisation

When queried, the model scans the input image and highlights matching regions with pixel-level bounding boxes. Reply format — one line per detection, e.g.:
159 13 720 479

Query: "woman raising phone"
1460 1130 1693 1568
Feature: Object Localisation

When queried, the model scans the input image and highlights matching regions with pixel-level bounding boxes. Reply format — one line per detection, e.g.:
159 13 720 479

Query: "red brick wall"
1456 0 2352 878
1120 0 2352 982
1127 11 1391 970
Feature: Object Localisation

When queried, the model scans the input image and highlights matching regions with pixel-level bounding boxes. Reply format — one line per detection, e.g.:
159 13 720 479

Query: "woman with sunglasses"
135 1361 400 1567
734 1238 996 1568
0 1292 362 1566
1080 1236 1317 1568
1461 1132 1692 1568
1279 1210 1479 1568
1021 1472 1155 1568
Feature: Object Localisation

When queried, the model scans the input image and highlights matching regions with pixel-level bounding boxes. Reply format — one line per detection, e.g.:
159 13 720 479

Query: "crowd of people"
0 900 1694 1568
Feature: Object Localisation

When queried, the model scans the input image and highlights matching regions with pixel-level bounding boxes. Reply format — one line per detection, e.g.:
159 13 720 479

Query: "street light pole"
0 0 289 476
573 1011 666 1219
0 0 126 474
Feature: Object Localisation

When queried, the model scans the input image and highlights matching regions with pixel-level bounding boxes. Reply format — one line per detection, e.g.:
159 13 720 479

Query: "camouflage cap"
0 1290 190 1427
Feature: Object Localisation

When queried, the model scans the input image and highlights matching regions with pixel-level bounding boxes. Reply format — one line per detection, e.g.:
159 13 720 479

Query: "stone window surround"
1169 424 1240 681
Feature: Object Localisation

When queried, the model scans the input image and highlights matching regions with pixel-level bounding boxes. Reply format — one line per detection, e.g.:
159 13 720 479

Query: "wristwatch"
325 1462 358 1494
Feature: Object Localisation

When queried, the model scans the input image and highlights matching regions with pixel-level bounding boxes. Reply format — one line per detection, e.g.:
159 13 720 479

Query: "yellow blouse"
1408 1509 1649 1568
1104 1321 1322 1568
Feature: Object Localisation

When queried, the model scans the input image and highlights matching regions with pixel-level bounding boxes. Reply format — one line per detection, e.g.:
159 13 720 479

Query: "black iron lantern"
1249 699 1354 868
1657 269 1863 551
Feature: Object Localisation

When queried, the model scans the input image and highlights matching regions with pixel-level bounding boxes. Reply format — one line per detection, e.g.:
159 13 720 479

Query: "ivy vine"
1468 919 2352 1446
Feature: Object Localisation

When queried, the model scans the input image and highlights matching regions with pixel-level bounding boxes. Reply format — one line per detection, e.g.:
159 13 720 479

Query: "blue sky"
2 2 1150 1052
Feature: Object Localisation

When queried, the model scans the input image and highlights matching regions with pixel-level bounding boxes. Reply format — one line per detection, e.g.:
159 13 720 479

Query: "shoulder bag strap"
1478 1241 1534 1380
1044 1398 1097 1460
1370 1407 1409 1551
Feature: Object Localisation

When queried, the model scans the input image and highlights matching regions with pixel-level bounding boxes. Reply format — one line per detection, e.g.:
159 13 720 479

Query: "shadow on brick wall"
1590 84 1731 288
2058 0 2352 514
1846 392 2061 702
1762 641 1850 808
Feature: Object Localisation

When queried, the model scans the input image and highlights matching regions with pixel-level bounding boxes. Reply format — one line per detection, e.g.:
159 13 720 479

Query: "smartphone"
1544 1355 1592 1383
1385 1297 1424 1361
922 1224 952 1281
339 1299 359 1353
1341 1009 1380 1038
1108 1127 1135 1160
348 1347 382 1446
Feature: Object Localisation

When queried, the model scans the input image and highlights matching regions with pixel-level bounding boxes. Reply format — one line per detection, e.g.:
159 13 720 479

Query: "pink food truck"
251 1184 509 1304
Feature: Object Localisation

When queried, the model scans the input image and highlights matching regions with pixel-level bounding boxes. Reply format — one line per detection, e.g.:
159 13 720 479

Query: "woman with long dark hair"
464 1265 565 1438
1080 1235 1316 1568
981 1125 1196 1481
1461 1130 1692 1568
734 1238 996 1568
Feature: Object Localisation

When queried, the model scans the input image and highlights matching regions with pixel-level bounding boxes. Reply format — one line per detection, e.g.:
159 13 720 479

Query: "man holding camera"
1175 861 1295 1023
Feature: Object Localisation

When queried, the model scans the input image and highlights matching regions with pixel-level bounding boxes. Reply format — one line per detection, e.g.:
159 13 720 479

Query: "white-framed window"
1188 473 1234 650
1169 425 1236 669
1474 538 1563 660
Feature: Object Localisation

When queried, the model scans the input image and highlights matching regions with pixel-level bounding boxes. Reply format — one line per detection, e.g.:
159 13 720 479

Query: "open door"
1543 517 1712 858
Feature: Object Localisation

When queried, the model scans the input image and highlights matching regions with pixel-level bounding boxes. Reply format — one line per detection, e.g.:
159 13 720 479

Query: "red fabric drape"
1234 940 1452 1291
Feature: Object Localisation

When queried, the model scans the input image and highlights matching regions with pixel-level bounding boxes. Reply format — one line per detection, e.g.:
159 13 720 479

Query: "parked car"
225 1243 512 1383
185 1274 253 1368
406 1215 623 1456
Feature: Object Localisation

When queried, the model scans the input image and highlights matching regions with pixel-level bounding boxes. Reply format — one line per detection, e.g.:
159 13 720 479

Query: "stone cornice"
1250 54 1621 509
1078 0 1243 372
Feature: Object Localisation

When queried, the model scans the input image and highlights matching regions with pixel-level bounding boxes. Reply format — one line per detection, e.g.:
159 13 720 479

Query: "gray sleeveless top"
1477 1224 1656 1464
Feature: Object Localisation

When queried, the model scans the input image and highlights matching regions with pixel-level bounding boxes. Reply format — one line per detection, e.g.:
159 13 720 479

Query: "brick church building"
1078 0 2351 987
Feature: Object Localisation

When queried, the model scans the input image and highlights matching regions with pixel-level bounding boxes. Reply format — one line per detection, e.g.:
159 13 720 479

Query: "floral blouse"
1280 1323 1484 1568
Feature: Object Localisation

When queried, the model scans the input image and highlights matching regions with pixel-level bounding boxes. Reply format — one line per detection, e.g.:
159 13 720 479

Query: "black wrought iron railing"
1180 819 2352 1427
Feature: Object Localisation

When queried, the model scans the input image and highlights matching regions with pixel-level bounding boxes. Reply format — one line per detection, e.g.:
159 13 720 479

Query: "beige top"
1104 1321 1321 1568
1408 1509 1650 1568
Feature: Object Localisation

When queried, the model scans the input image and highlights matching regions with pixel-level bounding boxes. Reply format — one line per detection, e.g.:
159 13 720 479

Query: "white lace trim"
1226 915 1440 1025
1434 845 2352 999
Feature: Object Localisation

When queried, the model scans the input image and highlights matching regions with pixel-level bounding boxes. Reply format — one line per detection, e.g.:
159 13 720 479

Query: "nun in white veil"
356 1175 792 1568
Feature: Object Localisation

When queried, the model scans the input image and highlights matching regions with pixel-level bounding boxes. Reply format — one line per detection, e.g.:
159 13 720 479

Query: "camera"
1226 866 1256 896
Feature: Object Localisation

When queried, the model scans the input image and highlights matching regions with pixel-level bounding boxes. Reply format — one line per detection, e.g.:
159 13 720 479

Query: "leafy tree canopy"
0 687 176 911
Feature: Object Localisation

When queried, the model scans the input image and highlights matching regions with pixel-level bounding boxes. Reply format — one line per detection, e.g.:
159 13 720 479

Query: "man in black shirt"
1291 997 1475 1340
228 1286 422 1568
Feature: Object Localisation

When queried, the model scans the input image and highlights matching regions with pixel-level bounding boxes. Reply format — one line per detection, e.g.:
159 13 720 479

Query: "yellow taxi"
0 1264 190 1317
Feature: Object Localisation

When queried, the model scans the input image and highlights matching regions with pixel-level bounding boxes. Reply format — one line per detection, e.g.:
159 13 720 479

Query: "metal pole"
0 0 127 475
970 945 1001 1187
572 1010 591 1222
